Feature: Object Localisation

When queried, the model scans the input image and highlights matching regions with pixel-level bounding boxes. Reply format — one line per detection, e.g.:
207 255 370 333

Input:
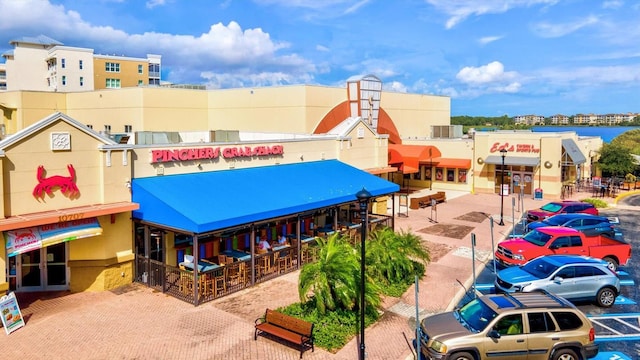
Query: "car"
495 255 620 307
526 200 598 222
526 213 622 239
418 291 598 360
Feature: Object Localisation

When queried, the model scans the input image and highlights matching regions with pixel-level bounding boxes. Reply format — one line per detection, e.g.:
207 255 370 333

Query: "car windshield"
521 258 559 279
457 299 497 332
540 203 563 213
522 229 553 246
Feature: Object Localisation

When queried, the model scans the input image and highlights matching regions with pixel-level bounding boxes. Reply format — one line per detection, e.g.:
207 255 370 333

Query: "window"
493 314 523 335
458 170 467 183
435 168 444 181
574 266 596 277
555 266 575 279
79 76 84 86
138 80 144 86
552 312 583 331
86 124 93 129
138 64 143 74
79 60 83 69
105 62 120 72
425 167 432 181
104 125 112 132
61 76 66 86
528 312 556 333
106 78 121 88
447 169 455 182
124 125 132 133
61 58 66 68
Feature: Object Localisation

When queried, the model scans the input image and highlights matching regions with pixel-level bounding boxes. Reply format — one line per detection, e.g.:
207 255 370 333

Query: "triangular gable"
0 112 119 151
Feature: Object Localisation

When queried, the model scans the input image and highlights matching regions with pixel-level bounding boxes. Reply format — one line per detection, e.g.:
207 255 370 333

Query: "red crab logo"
32 164 80 198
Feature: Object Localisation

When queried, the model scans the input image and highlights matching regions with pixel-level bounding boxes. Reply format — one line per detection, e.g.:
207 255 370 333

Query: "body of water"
531 126 640 143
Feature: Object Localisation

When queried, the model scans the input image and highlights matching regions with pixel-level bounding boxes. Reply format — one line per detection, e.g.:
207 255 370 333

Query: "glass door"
17 243 68 292
46 243 68 290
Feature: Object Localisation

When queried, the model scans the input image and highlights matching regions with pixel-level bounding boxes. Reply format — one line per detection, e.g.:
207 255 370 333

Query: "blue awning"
132 160 399 234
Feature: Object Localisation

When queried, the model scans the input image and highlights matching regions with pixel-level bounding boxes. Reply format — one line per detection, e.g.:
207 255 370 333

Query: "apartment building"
549 114 570 125
0 35 161 92
513 114 545 125
516 113 638 125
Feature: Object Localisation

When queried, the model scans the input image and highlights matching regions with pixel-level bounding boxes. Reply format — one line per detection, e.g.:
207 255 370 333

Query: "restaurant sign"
0 292 25 335
4 217 103 257
151 145 284 163
490 142 540 153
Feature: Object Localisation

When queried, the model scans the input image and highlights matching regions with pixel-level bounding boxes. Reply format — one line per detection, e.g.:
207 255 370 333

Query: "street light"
498 148 507 226
355 187 372 360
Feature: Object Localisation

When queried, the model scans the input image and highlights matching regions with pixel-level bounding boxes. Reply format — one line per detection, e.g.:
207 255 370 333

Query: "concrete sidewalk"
0 189 621 360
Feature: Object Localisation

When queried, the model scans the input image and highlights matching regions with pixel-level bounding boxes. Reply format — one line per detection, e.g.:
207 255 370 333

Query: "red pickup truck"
495 226 632 271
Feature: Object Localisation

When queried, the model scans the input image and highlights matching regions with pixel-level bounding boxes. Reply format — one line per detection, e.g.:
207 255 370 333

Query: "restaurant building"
0 75 603 302
0 113 138 295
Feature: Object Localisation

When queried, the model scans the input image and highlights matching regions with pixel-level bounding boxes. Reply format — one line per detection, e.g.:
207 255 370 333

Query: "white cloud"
478 35 503 45
456 61 518 85
602 0 623 9
531 16 599 38
316 44 330 52
425 0 559 29
146 0 166 9
0 0 316 87
384 81 408 93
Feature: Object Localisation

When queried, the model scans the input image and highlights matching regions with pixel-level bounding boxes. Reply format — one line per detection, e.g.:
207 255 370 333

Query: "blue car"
526 213 622 239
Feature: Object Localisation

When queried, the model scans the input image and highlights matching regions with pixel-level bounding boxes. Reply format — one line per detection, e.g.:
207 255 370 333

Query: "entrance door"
18 243 68 291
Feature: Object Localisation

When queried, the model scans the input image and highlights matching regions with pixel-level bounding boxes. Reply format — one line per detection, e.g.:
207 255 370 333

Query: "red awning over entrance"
433 157 471 169
388 144 441 174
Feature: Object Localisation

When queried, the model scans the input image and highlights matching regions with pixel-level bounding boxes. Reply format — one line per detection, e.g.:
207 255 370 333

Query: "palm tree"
366 227 430 284
298 233 382 315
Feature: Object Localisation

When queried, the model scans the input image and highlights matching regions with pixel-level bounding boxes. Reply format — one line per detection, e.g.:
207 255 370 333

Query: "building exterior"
0 73 607 304
0 113 138 296
1 35 161 92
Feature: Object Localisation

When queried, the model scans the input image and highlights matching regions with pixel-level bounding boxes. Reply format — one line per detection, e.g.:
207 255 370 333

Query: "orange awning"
433 157 471 169
388 144 441 174
0 202 139 231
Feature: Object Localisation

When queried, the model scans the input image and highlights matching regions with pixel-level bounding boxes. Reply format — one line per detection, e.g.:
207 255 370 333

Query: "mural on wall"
32 164 80 198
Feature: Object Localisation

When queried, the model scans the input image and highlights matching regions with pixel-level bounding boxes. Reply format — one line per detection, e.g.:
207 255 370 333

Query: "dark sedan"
526 213 622 239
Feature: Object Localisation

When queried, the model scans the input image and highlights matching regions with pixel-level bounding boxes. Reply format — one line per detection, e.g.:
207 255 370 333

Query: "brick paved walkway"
0 190 622 360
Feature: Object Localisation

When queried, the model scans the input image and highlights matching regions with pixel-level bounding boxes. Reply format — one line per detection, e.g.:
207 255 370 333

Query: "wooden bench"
409 191 447 209
254 308 314 358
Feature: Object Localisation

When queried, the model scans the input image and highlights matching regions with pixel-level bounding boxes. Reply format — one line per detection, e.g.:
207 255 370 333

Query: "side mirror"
488 330 501 339
549 244 558 250
553 276 564 283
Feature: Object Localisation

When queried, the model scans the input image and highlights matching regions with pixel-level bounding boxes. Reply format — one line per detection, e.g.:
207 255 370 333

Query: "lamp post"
498 148 507 226
429 148 433 190
356 187 372 360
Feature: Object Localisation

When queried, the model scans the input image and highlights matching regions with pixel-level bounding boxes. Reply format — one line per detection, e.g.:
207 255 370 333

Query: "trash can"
534 188 543 200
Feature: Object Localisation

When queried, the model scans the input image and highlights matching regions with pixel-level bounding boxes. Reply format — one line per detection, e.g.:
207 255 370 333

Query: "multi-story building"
549 114 570 125
0 35 161 92
513 114 545 125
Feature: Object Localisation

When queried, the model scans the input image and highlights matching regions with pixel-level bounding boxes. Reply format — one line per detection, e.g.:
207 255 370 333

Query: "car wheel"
450 351 475 360
552 348 579 360
602 256 618 272
597 287 617 307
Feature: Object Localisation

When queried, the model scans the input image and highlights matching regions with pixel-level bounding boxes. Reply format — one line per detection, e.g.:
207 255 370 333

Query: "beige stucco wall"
0 115 136 294
472 131 601 199
381 92 450 139
0 120 131 216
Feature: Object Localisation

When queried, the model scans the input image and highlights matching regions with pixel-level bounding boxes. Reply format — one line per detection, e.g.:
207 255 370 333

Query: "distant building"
1 35 161 92
513 114 545 125
549 114 570 125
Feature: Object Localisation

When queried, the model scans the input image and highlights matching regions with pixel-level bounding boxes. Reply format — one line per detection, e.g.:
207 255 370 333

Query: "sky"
0 0 639 117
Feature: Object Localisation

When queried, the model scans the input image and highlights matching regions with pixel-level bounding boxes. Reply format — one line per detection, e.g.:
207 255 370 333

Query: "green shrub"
278 302 379 352
580 198 608 208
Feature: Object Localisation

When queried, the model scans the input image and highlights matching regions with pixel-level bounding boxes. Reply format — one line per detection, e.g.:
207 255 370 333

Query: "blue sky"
1 0 638 117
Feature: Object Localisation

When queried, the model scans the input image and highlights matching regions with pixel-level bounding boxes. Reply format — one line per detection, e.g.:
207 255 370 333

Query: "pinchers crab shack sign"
150 145 284 163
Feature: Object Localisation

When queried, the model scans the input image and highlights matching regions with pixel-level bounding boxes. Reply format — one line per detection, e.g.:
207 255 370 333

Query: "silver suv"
418 291 598 360
495 255 620 307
